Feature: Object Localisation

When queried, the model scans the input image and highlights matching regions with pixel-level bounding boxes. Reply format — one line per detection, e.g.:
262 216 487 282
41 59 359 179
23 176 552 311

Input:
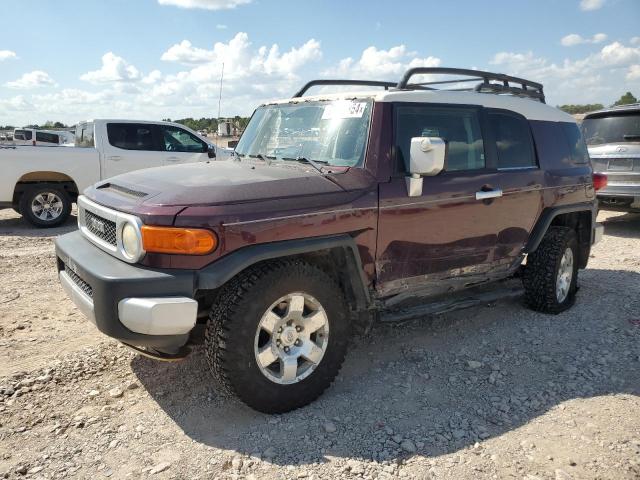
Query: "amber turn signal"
141 226 218 255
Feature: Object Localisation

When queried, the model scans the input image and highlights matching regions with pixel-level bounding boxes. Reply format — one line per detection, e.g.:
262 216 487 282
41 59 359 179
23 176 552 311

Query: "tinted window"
35 132 59 144
489 112 536 169
581 112 640 145
562 123 589 164
107 123 157 151
75 123 95 147
395 106 485 172
15 129 32 140
160 125 206 153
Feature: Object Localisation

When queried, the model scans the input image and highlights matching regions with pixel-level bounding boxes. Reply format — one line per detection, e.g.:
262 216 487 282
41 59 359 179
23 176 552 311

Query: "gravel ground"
0 208 639 480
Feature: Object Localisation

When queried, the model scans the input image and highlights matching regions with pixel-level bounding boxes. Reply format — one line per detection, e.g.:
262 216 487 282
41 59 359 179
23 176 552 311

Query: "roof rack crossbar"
412 77 482 87
293 80 398 98
396 67 545 103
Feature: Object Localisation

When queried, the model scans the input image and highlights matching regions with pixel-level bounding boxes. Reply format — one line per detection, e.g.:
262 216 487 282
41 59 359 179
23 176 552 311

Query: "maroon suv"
55 68 604 413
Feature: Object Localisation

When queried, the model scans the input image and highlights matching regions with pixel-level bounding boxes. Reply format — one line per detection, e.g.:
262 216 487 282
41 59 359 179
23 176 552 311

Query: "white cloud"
627 65 640 81
80 52 141 84
161 40 216 65
0 50 17 61
632 37 640 46
561 33 608 46
157 0 250 10
489 41 640 104
142 70 162 85
580 0 605 11
326 45 440 79
6 71 56 89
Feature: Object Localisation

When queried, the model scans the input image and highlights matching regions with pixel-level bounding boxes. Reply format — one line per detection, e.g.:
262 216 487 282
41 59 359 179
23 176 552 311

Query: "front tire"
19 184 72 228
205 260 350 413
522 226 579 314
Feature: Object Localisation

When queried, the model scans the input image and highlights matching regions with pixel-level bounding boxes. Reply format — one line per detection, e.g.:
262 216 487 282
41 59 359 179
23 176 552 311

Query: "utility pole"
217 62 224 121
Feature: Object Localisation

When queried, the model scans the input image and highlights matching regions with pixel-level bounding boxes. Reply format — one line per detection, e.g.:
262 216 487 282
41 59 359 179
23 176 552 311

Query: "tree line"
1 91 637 131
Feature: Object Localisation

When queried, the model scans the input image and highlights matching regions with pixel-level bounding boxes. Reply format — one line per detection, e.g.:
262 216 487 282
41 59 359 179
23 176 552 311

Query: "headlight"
121 222 140 259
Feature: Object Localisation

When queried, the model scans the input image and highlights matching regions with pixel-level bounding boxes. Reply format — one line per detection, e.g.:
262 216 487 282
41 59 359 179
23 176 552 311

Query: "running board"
379 282 523 323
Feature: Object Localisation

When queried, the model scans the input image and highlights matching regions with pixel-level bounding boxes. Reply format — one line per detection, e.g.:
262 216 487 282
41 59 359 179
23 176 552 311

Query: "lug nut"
295 326 302 332
284 346 290 353
295 339 301 346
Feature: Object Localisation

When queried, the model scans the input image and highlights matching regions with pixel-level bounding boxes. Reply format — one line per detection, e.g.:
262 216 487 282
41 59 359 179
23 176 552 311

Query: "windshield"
235 99 373 167
581 112 640 145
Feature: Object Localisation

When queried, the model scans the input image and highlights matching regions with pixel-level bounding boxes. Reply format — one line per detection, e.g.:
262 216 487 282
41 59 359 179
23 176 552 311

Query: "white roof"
265 89 574 123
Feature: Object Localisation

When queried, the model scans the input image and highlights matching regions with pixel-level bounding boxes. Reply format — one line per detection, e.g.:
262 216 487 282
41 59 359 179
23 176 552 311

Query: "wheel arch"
13 172 79 206
195 234 372 316
524 203 596 269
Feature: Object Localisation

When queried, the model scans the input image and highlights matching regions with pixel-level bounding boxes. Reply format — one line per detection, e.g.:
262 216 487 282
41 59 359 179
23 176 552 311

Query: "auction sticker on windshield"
322 101 367 120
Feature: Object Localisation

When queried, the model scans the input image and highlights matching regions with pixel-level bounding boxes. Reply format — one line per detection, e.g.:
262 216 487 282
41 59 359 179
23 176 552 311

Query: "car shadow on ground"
599 211 640 239
0 211 77 237
131 267 640 466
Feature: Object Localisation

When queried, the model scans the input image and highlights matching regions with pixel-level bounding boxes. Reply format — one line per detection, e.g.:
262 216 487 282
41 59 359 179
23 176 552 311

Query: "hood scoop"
97 182 148 198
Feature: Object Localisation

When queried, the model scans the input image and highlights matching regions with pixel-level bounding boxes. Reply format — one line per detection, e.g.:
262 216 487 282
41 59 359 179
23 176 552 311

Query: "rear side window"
35 132 59 144
562 123 589 164
75 123 95 147
395 106 485 172
107 123 158 151
15 129 32 141
160 125 207 153
489 112 536 169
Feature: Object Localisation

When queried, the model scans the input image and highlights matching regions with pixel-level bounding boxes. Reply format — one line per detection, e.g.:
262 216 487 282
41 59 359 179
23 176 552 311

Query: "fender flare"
524 202 597 254
195 234 371 310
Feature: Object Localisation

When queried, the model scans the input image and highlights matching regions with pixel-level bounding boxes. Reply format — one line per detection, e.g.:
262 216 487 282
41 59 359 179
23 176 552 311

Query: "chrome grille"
64 264 93 298
84 210 117 246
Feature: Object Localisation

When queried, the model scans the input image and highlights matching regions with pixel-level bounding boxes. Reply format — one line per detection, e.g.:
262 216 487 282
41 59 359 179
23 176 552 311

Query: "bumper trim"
118 297 198 335
59 271 96 325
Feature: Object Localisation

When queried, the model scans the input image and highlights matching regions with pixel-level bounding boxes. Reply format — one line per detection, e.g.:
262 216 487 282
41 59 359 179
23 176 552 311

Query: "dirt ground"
0 208 639 480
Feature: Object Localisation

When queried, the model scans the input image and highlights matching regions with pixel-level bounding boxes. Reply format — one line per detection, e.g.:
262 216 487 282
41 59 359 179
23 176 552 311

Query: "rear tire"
522 226 579 314
19 184 71 228
205 260 350 413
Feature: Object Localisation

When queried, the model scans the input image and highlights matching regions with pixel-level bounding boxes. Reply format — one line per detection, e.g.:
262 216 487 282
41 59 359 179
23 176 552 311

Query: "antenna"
217 62 224 120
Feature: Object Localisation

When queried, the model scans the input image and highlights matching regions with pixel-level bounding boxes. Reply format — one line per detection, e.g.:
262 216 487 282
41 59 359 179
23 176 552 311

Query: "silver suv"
582 103 640 211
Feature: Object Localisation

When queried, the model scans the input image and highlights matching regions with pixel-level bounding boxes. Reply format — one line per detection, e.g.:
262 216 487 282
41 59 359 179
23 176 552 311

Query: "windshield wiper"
623 134 640 140
282 156 326 174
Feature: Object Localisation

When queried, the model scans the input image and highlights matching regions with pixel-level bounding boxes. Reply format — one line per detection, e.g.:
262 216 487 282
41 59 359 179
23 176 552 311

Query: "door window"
395 106 485 172
107 123 158 151
160 125 207 153
35 132 59 144
489 112 536 169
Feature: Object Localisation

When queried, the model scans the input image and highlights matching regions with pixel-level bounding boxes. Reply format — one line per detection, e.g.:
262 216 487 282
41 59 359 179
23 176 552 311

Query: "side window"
35 132 59 144
160 126 207 153
489 112 536 169
562 123 589 164
395 106 485 172
107 123 157 151
15 130 32 141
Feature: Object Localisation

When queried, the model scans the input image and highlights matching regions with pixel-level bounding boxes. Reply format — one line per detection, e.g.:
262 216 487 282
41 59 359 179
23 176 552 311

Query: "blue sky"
0 0 639 125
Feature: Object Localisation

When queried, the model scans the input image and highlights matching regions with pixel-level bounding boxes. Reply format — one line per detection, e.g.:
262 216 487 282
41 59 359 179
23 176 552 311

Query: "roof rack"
293 67 545 103
398 67 545 103
293 80 400 98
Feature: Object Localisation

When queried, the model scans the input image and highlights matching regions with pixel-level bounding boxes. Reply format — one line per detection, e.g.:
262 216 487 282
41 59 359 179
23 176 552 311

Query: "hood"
588 143 640 157
84 159 370 218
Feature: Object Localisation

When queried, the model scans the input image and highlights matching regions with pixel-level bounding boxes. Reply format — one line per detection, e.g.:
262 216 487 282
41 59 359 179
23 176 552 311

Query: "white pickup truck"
0 119 232 227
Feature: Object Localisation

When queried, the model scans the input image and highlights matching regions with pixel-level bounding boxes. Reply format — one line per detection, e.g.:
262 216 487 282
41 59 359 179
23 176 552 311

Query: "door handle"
166 156 180 162
475 188 503 200
108 155 122 161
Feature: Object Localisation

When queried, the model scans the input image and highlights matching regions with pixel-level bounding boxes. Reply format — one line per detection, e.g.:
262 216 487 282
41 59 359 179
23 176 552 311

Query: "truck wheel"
522 226 579 314
19 184 72 228
205 260 349 413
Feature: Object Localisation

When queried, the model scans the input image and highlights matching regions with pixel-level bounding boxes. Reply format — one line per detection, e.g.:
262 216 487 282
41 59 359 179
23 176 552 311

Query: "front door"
375 104 538 299
158 124 209 166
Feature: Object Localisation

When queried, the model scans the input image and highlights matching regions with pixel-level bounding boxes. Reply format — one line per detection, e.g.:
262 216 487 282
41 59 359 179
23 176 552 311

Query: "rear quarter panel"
0 146 101 202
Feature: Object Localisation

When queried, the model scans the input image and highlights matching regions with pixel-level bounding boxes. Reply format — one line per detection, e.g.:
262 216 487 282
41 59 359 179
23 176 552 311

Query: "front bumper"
55 231 198 353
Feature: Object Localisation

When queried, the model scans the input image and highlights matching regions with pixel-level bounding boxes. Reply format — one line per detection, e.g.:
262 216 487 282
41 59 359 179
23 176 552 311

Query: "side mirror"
405 137 446 197
207 144 216 159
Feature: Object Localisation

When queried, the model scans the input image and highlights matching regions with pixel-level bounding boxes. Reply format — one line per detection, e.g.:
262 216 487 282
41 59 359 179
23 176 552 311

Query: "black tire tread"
204 259 348 413
522 226 578 314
